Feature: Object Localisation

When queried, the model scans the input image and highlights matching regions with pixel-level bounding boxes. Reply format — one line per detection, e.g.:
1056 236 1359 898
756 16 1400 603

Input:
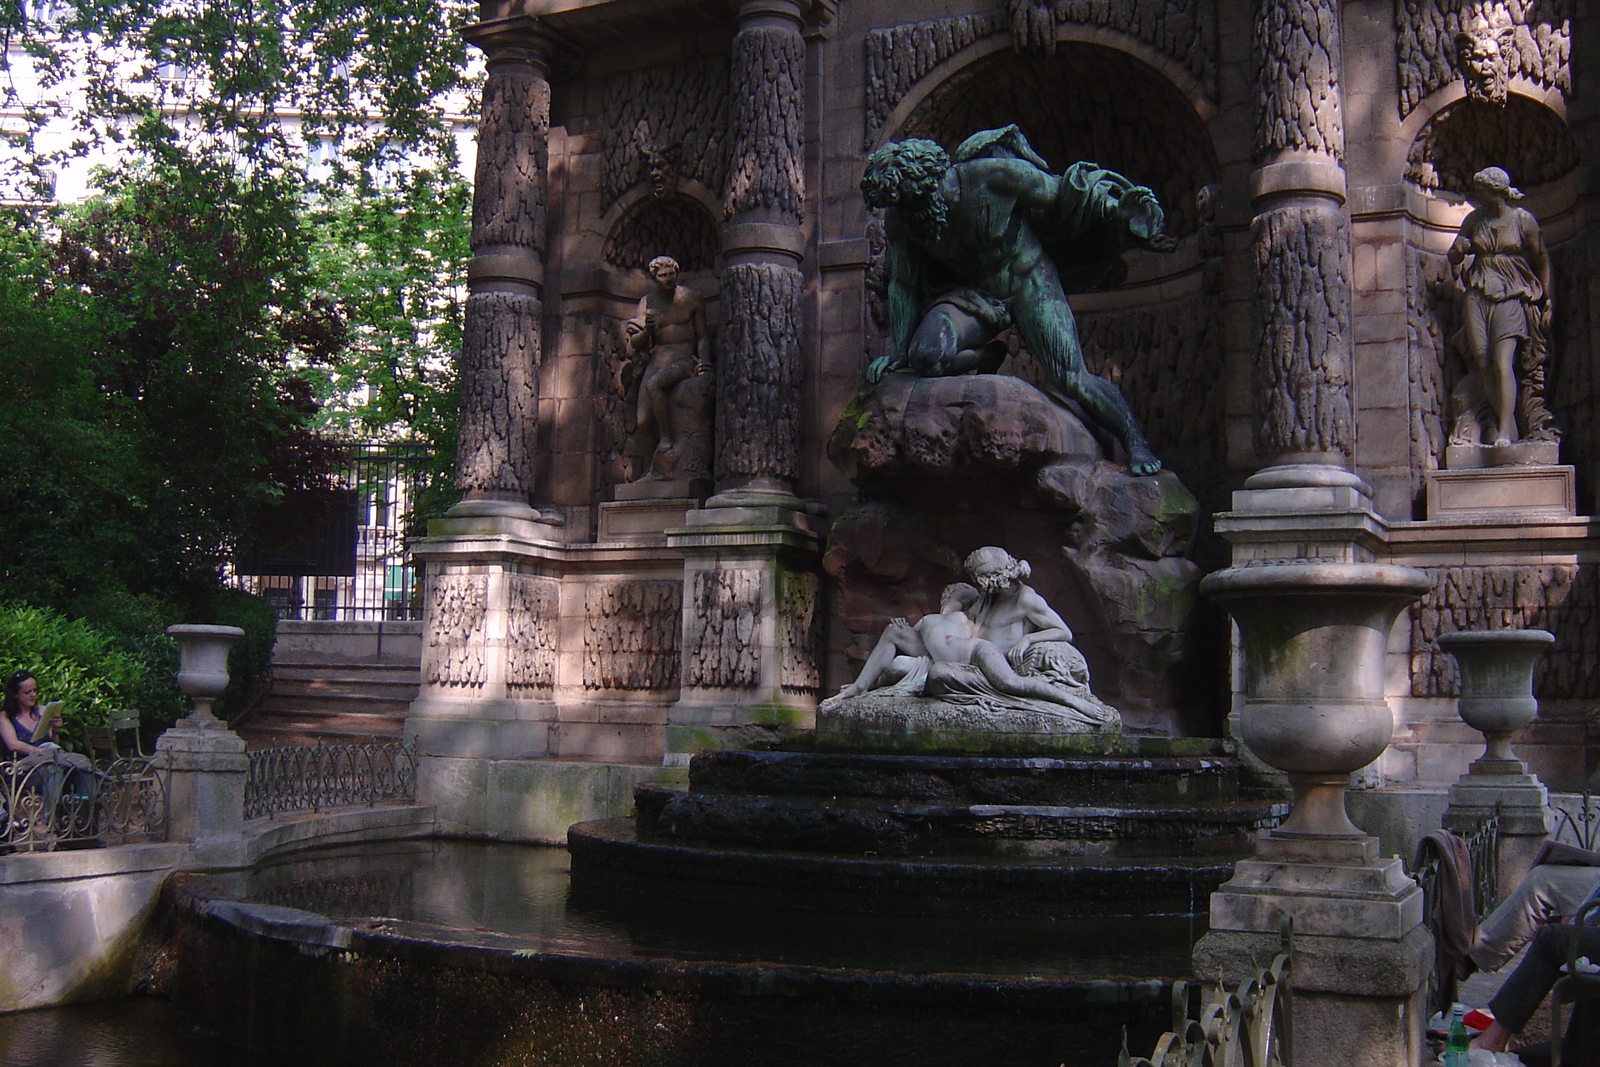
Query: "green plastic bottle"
1443 1002 1472 1067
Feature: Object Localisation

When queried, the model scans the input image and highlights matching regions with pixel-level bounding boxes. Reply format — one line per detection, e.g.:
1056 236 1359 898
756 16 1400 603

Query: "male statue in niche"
860 124 1174 476
622 255 713 482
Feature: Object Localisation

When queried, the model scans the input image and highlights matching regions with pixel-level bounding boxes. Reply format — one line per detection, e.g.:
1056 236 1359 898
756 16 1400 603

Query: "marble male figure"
622 255 710 480
860 125 1173 475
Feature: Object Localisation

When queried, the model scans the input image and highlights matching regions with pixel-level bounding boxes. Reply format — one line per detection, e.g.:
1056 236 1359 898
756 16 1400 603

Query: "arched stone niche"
895 43 1219 240
602 193 720 272
1405 95 1577 194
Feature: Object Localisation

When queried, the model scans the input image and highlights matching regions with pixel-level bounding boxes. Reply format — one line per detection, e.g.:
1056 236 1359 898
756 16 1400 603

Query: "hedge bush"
0 604 159 752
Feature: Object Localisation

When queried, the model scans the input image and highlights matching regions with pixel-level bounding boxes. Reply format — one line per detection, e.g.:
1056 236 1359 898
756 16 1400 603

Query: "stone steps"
238 659 418 749
635 782 1284 859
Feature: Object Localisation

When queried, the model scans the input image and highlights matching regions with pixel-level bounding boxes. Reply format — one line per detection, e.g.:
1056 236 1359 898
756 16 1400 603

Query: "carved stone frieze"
1411 564 1598 699
455 291 540 496
684 568 763 689
506 575 558 692
602 194 720 272
424 574 489 690
778 570 821 694
602 56 730 206
1395 0 1571 118
717 262 801 487
584 580 682 691
1404 97 1577 194
1254 0 1343 160
594 316 640 490
472 72 549 253
724 26 805 222
864 4 1216 149
1251 203 1354 459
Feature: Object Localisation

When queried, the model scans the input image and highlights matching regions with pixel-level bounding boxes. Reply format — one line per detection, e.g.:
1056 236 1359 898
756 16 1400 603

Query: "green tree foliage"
0 0 476 717
0 604 165 749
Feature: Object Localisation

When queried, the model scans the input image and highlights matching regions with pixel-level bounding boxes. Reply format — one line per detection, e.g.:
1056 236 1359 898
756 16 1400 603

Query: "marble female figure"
1448 166 1555 448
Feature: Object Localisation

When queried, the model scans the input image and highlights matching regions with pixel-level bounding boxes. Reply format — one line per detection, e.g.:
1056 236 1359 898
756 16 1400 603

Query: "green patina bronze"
861 125 1174 476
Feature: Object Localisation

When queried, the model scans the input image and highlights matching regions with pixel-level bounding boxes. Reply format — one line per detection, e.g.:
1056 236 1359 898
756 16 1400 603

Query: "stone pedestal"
664 505 822 765
1439 629 1557 904
1200 461 1433 1067
596 498 700 543
406 508 566 763
1195 835 1432 1067
1424 464 1576 521
156 720 248 842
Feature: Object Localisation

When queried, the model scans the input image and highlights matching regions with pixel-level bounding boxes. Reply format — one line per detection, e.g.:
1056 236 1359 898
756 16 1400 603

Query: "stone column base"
665 505 823 765
1445 760 1552 907
1195 834 1431 1067
156 718 248 842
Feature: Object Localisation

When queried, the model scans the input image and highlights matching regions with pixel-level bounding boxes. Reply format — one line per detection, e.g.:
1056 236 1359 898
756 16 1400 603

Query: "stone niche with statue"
410 0 1600 839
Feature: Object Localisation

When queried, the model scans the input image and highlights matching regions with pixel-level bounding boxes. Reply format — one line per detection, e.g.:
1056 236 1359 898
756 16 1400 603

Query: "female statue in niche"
1447 166 1558 452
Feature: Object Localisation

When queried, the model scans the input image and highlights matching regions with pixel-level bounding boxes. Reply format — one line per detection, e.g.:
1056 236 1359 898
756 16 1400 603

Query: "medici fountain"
49 1 1600 1066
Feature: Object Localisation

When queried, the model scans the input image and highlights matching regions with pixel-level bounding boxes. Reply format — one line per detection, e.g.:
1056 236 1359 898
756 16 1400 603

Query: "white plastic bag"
1466 1050 1524 1067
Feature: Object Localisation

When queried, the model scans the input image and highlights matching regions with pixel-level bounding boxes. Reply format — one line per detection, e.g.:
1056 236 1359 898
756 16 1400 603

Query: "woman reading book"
2 669 98 827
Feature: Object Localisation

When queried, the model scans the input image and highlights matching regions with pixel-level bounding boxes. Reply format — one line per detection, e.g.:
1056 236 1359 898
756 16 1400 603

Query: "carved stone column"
407 11 566 834
1246 0 1356 492
714 0 807 510
1192 7 1430 1067
664 0 822 763
453 14 550 520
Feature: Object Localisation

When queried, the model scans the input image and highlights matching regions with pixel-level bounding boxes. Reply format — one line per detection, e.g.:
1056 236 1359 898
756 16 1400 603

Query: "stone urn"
1201 562 1432 839
166 624 245 727
1438 629 1554 769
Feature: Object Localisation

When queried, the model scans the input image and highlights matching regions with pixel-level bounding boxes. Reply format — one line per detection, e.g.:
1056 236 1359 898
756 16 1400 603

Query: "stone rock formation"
827 373 1207 734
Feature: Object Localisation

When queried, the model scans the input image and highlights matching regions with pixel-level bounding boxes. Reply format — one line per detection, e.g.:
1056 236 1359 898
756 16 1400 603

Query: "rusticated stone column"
1249 0 1353 470
714 0 807 509
453 14 550 517
665 0 822 762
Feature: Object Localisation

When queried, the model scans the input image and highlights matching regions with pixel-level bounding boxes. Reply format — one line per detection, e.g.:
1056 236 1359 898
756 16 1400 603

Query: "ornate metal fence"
1120 920 1293 1067
1551 791 1600 851
1 751 168 852
244 738 418 820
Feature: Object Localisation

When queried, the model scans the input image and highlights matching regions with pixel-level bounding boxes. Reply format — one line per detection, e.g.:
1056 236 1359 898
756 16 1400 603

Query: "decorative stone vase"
166 624 245 727
1437 629 1554 769
1201 562 1431 839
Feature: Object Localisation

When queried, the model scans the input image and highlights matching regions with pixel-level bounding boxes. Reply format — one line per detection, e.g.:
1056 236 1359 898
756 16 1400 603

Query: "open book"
31 700 63 743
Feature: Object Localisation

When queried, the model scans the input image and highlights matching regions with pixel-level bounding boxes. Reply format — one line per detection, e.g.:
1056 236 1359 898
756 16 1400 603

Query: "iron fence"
1120 919 1293 1067
0 751 168 852
244 738 419 820
231 443 430 622
1551 791 1600 851
1411 808 1501 1019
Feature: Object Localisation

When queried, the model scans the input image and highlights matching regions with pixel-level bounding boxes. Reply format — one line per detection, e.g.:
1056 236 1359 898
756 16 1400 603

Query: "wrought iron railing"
1411 809 1502 926
1120 920 1293 1067
1 751 168 851
1551 791 1600 851
1410 808 1501 1019
244 738 418 820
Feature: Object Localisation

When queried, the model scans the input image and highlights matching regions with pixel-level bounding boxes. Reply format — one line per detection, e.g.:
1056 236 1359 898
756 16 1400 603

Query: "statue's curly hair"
965 546 1029 583
861 138 950 236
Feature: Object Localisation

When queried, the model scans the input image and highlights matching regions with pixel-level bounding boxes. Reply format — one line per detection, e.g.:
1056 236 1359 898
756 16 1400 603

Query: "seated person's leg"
1475 922 1600 1051
1473 864 1600 972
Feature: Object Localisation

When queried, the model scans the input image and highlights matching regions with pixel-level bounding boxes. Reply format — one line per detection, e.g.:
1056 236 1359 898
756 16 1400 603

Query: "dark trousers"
1489 921 1600 1065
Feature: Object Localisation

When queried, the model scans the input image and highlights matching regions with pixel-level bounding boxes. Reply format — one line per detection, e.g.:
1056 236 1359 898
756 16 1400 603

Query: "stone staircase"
235 622 421 749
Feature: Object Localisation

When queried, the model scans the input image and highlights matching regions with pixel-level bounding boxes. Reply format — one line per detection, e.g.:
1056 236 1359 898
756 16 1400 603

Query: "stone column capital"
463 14 554 70
731 0 807 27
